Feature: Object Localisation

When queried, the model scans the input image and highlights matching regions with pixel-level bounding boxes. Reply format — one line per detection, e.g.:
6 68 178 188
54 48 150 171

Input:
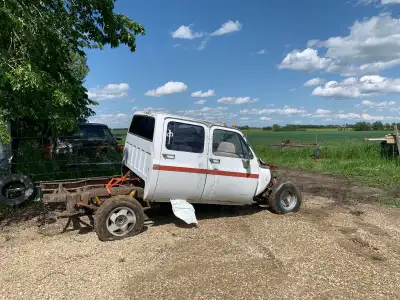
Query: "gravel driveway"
0 194 399 300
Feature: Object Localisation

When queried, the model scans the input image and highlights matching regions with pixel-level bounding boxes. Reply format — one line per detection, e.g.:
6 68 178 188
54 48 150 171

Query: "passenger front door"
153 119 208 202
201 127 259 204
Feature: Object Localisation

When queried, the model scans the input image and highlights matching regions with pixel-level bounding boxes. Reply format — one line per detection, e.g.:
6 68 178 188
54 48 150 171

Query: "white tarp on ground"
170 199 198 225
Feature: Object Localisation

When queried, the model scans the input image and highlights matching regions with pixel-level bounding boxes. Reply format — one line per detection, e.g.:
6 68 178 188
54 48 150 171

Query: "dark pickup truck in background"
42 123 123 158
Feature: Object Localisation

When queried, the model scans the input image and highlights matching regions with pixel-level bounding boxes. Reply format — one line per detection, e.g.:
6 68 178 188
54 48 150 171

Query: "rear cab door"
201 127 259 204
152 118 209 202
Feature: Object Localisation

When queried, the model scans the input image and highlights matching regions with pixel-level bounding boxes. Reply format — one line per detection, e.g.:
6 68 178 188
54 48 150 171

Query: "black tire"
268 182 302 214
0 174 35 206
94 195 145 241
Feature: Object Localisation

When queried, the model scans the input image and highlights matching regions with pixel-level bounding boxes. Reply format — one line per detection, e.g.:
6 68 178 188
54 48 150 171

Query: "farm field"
243 129 390 146
111 128 400 192
242 130 400 192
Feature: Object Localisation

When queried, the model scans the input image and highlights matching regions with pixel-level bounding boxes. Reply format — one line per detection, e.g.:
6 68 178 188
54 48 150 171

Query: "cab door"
201 127 259 204
153 118 208 202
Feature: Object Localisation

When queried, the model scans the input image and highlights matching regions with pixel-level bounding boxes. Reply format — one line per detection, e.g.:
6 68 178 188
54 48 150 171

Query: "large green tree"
0 0 145 143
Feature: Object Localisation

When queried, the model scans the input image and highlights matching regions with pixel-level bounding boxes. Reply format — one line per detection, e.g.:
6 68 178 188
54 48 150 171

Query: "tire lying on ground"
268 181 302 214
94 195 145 241
0 174 35 206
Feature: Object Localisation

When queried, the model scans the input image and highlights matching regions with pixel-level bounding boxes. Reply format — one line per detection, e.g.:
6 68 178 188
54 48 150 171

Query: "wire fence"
1 124 124 183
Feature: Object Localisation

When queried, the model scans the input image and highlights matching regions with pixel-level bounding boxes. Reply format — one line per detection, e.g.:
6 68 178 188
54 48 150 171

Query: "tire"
94 195 145 241
268 182 302 214
0 174 35 206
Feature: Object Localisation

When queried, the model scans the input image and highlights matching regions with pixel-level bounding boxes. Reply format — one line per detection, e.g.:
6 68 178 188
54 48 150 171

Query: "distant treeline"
239 122 399 132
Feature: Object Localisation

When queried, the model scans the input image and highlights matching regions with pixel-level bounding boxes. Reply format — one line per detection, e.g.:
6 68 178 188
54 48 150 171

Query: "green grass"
376 198 400 207
254 142 400 190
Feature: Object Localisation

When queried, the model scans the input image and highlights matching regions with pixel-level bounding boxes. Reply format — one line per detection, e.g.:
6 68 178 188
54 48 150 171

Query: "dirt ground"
0 169 399 300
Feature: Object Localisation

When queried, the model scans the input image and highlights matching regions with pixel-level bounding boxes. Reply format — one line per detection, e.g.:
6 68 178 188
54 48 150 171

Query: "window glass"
165 121 204 153
79 125 106 140
103 127 115 141
239 135 254 159
129 115 155 141
212 129 245 158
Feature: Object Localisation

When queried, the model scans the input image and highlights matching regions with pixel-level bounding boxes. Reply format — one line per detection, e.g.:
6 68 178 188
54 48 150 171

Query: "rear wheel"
94 195 145 241
268 182 302 214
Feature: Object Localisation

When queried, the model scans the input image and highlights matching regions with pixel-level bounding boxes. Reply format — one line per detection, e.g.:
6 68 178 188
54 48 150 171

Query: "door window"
213 129 250 158
165 121 205 153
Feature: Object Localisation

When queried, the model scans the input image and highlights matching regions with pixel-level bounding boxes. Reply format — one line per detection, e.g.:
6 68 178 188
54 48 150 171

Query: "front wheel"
268 182 302 214
94 195 145 241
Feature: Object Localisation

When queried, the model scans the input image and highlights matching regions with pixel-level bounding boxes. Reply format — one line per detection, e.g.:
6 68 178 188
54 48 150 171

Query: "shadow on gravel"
146 203 265 228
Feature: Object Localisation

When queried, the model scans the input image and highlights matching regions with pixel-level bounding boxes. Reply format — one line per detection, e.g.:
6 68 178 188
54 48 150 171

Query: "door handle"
162 153 175 159
209 158 220 164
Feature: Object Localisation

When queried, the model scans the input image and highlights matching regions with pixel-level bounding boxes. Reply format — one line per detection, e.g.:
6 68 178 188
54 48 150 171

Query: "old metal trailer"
364 125 400 158
39 172 146 237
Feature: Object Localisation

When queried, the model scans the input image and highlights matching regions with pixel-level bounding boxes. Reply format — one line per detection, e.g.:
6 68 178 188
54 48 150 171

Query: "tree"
272 124 281 132
354 122 372 131
0 0 145 142
372 121 384 131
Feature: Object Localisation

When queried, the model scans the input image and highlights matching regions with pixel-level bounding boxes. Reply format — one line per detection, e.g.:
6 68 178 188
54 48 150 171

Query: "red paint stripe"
153 165 258 179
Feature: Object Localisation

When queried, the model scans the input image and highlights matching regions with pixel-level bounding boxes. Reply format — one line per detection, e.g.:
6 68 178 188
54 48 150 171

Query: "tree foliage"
0 0 145 141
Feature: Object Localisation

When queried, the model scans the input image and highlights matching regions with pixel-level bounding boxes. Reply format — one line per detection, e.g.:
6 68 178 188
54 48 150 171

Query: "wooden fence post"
394 125 400 157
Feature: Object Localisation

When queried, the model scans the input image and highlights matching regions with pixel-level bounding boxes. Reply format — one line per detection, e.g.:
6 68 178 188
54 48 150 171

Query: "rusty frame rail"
41 176 144 217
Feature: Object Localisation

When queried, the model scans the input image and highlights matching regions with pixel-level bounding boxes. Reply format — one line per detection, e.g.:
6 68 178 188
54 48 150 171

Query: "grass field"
242 130 399 191
111 128 400 191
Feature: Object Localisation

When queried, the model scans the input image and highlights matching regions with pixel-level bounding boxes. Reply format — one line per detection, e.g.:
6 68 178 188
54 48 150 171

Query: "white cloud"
304 78 326 87
142 107 169 113
194 99 207 105
315 109 331 115
128 98 135 102
198 37 210 50
311 75 400 98
335 113 390 121
145 81 188 97
282 14 400 75
171 25 203 39
257 49 266 55
289 88 297 92
191 89 216 98
89 112 130 127
240 105 307 115
177 107 237 122
211 20 242 36
356 100 397 109
217 96 258 104
240 117 251 121
279 48 330 72
87 83 129 101
360 0 400 4
260 117 272 121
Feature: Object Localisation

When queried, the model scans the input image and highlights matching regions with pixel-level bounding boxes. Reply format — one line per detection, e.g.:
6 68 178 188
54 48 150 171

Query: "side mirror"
242 159 250 169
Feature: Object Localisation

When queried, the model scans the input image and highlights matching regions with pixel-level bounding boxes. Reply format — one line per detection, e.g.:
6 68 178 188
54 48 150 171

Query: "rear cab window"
129 115 155 141
165 121 205 153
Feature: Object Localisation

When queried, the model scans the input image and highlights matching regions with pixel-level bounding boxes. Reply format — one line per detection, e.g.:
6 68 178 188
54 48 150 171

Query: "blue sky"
86 0 400 128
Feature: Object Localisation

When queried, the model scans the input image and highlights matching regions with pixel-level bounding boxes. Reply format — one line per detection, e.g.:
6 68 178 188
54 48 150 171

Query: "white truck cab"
122 111 301 211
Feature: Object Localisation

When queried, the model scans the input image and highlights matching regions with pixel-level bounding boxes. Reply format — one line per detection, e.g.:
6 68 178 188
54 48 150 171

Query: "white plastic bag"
170 199 198 225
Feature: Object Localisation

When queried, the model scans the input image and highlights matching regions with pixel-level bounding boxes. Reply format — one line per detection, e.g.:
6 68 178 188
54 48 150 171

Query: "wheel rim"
279 189 298 211
106 206 137 237
1 182 26 201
